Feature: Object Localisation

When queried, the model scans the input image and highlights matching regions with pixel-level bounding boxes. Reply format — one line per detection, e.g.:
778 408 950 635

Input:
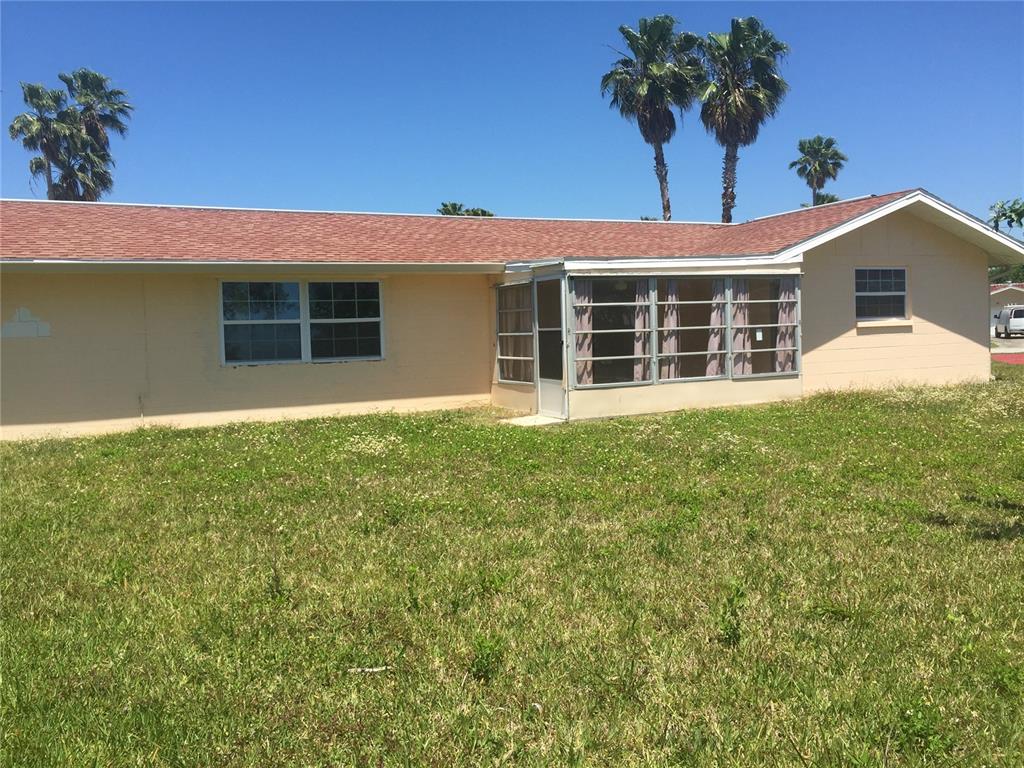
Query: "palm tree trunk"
721 143 739 223
653 143 671 221
44 158 54 200
811 186 818 207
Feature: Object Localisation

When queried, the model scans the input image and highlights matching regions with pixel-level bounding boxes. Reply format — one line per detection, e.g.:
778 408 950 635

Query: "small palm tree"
601 15 706 221
699 17 789 223
8 83 73 199
789 136 848 206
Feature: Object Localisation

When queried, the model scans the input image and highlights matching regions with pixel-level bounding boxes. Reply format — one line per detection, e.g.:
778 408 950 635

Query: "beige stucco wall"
801 211 991 392
1 271 493 438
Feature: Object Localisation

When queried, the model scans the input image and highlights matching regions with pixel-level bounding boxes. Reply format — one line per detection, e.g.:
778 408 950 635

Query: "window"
657 278 727 380
855 268 907 319
496 283 534 383
222 282 301 363
220 280 382 365
1013 308 1024 319
309 282 381 360
569 275 801 387
731 278 799 377
573 278 652 385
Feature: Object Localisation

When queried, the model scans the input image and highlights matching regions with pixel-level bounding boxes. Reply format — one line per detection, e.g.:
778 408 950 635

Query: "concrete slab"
499 414 565 427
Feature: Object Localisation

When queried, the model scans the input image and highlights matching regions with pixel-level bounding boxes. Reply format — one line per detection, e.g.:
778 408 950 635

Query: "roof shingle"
0 191 913 265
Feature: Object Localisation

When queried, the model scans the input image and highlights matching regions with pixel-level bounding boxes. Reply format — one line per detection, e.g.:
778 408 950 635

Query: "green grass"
3 375 1023 766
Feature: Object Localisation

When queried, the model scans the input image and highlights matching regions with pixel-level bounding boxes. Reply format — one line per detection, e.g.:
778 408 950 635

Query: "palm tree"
8 70 131 201
8 83 72 199
59 68 133 154
699 17 789 223
789 135 847 206
601 15 705 221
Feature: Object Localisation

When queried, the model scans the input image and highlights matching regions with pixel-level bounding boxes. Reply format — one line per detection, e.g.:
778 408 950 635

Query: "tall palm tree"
8 83 72 199
58 68 133 154
9 70 131 201
601 15 705 221
699 17 789 223
789 135 847 206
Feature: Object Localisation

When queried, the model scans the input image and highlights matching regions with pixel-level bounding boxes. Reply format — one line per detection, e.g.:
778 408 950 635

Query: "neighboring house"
2 188 1023 438
990 283 1024 336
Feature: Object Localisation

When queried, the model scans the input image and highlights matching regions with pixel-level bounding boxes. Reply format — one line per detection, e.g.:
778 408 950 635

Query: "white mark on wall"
2 307 51 338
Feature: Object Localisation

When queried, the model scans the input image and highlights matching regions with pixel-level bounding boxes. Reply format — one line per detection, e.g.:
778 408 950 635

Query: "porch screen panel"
657 278 727 380
572 278 651 385
496 284 534 383
731 277 799 376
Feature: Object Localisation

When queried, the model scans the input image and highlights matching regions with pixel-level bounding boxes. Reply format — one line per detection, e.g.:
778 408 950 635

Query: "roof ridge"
0 198 726 227
736 189 921 226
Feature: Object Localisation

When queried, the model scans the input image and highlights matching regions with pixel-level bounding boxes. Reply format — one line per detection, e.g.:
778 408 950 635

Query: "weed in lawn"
714 580 747 648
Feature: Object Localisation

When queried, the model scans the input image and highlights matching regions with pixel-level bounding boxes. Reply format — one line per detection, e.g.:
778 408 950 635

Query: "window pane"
582 330 650 359
308 283 378 321
733 350 793 376
660 352 726 380
591 278 644 304
499 334 533 359
309 320 382 359
593 358 650 384
856 294 906 319
594 305 648 331
499 359 533 383
223 323 301 363
223 282 299 321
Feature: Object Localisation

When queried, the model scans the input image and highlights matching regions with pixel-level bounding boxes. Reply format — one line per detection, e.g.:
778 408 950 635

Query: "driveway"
992 335 1024 364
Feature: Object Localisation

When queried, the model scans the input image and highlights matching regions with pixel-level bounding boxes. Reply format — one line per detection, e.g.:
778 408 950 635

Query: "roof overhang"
773 190 1024 266
0 260 506 275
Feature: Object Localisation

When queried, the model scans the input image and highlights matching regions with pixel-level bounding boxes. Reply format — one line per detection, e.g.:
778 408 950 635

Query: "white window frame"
218 279 385 366
854 267 908 321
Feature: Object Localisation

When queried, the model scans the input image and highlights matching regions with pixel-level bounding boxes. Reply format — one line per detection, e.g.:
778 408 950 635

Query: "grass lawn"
3 370 1023 766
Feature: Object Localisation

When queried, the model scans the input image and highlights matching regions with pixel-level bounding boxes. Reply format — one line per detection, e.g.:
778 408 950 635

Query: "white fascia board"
0 260 506 275
504 255 802 275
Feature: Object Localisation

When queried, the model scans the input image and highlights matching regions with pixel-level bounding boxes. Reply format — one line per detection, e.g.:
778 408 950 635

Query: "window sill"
856 318 914 329
224 356 384 368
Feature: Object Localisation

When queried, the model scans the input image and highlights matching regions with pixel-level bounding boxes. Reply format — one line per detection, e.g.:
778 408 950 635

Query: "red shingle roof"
0 191 914 265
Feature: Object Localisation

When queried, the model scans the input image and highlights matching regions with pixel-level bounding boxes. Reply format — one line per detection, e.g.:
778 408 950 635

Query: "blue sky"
2 2 1021 222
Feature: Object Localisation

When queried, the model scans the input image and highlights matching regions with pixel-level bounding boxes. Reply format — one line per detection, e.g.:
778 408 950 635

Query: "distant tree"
800 192 841 208
699 17 789 223
601 15 706 221
990 198 1024 233
437 202 494 216
789 136 847 206
8 69 132 201
639 215 658 221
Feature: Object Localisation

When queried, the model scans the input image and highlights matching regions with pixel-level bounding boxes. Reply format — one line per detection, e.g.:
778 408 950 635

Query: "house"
2 188 1023 439
990 282 1024 335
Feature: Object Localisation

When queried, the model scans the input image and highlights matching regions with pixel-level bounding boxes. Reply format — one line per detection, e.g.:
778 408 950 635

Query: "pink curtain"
661 279 679 379
731 279 752 375
633 280 648 382
775 278 797 373
574 279 593 385
706 279 726 376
